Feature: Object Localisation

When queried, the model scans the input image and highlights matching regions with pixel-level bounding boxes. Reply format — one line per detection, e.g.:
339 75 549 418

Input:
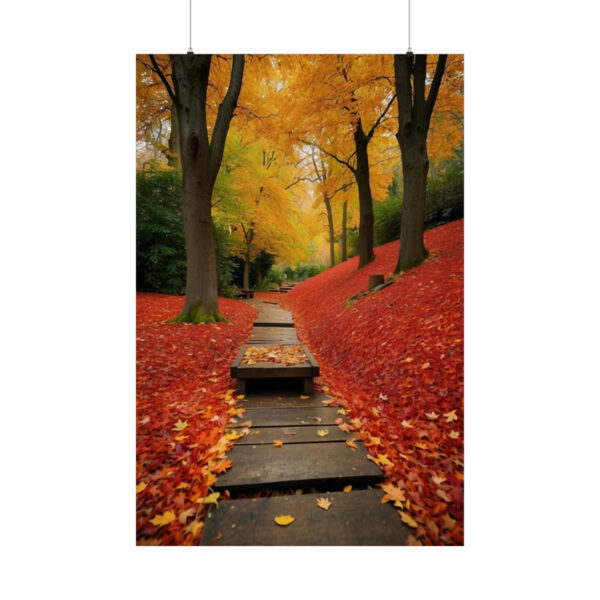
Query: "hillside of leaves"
279 219 464 544
136 294 255 545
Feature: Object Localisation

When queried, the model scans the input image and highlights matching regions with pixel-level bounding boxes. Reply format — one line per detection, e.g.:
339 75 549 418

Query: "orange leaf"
273 439 283 447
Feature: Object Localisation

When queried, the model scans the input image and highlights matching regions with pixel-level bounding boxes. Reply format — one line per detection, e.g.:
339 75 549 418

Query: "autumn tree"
393 54 447 272
280 55 397 269
149 54 244 322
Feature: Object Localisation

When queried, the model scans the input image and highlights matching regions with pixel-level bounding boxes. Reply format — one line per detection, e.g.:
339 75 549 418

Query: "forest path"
200 297 412 545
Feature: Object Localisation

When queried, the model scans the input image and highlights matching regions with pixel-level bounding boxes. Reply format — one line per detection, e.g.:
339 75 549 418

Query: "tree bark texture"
340 201 347 263
393 53 446 273
243 255 250 290
324 196 335 267
164 53 244 322
354 122 375 268
166 103 181 170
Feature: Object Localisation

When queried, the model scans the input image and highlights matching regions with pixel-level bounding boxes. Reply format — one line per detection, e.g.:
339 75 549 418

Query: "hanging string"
187 0 193 54
407 0 412 54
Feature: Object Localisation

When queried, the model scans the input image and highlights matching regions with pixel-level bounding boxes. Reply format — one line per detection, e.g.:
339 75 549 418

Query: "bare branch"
149 54 177 105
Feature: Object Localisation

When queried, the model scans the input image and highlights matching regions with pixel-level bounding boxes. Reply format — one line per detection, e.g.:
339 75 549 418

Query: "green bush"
136 162 236 296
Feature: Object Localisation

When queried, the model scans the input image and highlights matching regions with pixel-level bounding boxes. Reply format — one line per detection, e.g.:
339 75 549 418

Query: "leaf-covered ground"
136 294 256 545
277 219 464 544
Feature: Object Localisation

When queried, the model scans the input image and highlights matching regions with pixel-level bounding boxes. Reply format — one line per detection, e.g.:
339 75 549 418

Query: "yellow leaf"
346 438 358 449
437 488 452 503
273 439 283 447
240 420 252 428
425 412 439 420
337 408 347 415
138 416 150 424
444 410 458 422
184 520 204 538
377 454 393 467
150 510 176 527
175 481 191 490
225 431 242 441
448 430 460 439
174 434 188 442
237 394 245 400
253 430 260 435
317 429 329 437
398 511 418 528
316 497 332 511
172 420 188 432
209 378 218 383
274 514 294 526
322 386 329 392
421 362 431 370
196 491 220 505
401 420 413 428
136 481 147 494
343 485 352 493
431 475 446 486
415 442 429 450
401 357 414 363
442 513 457 531
300 395 309 399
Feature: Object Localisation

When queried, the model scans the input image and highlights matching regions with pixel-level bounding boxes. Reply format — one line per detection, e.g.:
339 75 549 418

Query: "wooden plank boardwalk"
198 297 412 545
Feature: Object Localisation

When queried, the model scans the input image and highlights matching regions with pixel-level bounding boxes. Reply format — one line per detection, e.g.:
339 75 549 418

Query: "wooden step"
213 441 382 492
230 344 319 379
248 327 300 344
231 425 352 445
199 489 412 545
241 391 332 409
235 406 342 427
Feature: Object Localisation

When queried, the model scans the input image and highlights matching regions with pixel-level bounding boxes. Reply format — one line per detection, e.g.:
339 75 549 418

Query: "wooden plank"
234 363 316 379
213 441 382 492
199 489 412 545
230 425 352 445
241 392 332 409
253 320 294 328
234 406 342 427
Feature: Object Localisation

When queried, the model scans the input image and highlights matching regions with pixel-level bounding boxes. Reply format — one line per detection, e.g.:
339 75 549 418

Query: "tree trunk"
324 196 335 267
166 103 181 170
341 200 347 262
393 53 447 274
354 123 375 268
163 53 244 323
243 253 250 290
396 145 429 271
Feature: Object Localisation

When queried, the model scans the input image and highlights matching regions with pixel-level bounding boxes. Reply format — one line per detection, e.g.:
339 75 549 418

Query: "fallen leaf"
431 475 446 486
150 510 176 527
274 515 294 526
317 429 329 437
346 438 358 449
425 411 439 420
380 483 406 504
273 439 283 447
211 459 232 474
237 394 245 400
183 520 204 537
172 420 188 432
337 408 347 415
313 416 323 423
437 488 452 503
401 420 413 428
136 482 147 494
421 362 431 369
316 497 332 511
178 507 196 524
253 430 260 435
448 430 460 439
300 395 309 399
444 409 458 422
196 492 220 505
138 416 150 424
398 511 418 528
442 513 457 531
343 485 352 493
175 481 190 490
240 420 252 428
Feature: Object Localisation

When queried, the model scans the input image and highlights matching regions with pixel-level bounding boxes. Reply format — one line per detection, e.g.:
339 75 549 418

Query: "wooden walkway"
199 299 411 545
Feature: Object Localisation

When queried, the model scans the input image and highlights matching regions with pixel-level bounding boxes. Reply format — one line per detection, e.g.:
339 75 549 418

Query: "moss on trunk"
169 301 228 324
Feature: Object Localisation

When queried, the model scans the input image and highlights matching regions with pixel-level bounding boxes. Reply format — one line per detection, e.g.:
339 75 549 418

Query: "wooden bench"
240 289 255 299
